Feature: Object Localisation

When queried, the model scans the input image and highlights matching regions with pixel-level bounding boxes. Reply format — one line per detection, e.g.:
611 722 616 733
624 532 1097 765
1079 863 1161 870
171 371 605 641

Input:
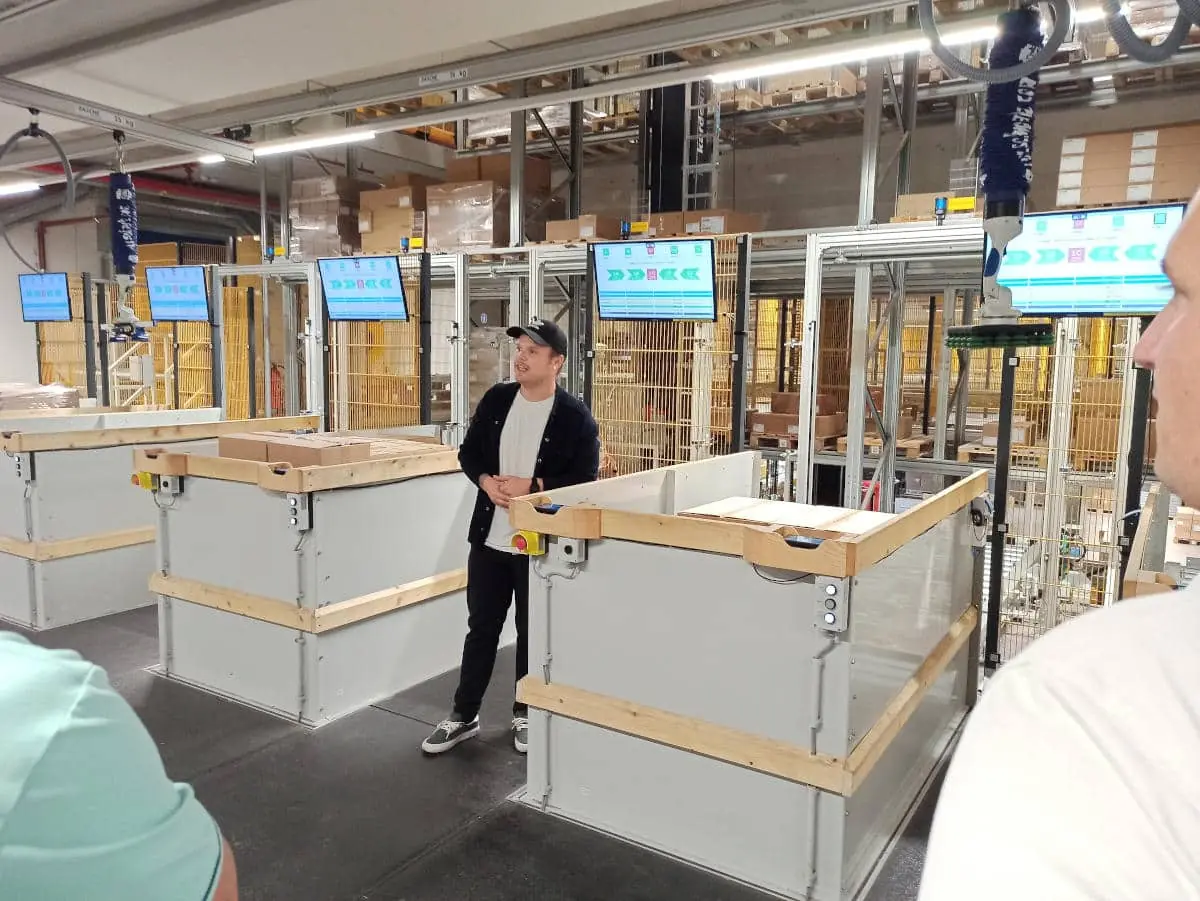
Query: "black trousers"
452 543 529 722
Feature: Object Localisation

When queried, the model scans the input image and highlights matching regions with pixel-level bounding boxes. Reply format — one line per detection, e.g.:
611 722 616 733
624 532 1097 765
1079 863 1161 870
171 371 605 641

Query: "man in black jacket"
422 318 599 756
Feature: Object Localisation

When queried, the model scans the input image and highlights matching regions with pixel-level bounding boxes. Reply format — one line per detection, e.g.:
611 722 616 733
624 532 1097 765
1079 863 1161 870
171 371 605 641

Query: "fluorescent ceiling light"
710 22 998 84
0 180 40 197
1073 4 1128 24
196 154 225 165
252 129 376 158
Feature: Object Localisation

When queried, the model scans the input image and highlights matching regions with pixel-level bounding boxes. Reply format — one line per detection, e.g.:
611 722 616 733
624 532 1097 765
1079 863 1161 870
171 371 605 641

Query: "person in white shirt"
421 319 600 756
919 188 1200 900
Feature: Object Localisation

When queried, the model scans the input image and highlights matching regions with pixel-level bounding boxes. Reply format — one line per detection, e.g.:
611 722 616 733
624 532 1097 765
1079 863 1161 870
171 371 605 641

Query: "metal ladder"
682 80 721 211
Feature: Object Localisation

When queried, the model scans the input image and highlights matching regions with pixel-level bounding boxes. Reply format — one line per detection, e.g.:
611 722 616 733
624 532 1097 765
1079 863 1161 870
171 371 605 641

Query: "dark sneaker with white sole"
512 716 529 754
421 715 480 754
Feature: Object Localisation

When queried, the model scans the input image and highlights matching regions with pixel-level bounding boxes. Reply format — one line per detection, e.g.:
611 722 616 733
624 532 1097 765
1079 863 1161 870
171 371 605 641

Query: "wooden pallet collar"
0 526 156 562
2 414 320 454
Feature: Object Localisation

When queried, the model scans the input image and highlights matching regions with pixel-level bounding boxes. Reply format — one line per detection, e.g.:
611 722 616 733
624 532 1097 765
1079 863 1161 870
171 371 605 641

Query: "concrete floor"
4 607 940 901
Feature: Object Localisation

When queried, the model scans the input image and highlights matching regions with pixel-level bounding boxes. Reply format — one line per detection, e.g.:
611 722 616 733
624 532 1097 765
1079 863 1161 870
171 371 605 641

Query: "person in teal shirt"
0 630 238 900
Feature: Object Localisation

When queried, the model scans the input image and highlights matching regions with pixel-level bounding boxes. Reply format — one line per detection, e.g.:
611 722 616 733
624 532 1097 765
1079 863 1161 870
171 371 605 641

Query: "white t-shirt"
919 585 1200 901
485 391 554 553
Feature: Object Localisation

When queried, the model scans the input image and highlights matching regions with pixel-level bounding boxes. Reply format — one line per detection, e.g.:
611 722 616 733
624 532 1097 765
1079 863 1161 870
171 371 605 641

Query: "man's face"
514 335 561 386
1133 193 1200 505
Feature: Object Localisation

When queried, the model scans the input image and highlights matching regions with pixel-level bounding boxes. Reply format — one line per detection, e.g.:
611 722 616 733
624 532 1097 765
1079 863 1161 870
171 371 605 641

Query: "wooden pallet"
1071 452 1117 473
837 434 934 459
719 89 764 113
748 433 843 450
957 442 1049 468
767 82 853 106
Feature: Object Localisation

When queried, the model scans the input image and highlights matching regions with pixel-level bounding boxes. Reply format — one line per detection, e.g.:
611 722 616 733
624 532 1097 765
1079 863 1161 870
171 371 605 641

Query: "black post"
582 245 596 409
95 282 112 408
171 322 181 410
323 307 335 431
984 347 1018 672
1119 357 1154 586
247 286 258 419
81 272 98 401
775 297 790 392
922 295 936 434
732 235 751 452
419 253 433 424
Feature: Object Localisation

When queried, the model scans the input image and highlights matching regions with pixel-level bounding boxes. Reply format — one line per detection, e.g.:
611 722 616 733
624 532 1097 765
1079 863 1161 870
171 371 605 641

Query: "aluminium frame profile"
794 219 985 504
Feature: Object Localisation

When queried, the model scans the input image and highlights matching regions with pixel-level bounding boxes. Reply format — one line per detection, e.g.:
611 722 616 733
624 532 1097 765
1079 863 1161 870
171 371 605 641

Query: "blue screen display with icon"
145 266 211 322
593 238 717 321
318 255 409 321
998 202 1186 316
18 272 71 322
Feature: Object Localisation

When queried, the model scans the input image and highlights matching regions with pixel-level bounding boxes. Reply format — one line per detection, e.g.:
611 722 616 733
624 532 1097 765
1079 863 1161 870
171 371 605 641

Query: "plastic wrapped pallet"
427 182 510 250
0 383 80 411
289 177 363 259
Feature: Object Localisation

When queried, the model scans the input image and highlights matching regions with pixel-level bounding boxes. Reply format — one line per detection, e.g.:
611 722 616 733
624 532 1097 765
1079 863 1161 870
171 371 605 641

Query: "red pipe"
29 163 272 211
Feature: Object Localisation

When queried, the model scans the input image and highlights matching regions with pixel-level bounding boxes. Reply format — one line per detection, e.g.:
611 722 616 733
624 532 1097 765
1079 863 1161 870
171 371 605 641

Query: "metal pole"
281 283 299 416
984 348 1019 672
732 234 751 452
171 322 181 410
419 253 433 424
95 281 112 408
1120 338 1154 586
209 266 225 417
569 69 584 219
953 289 974 448
795 235 823 503
247 286 259 418
81 272 98 401
306 263 327 429
934 288 954 468
258 163 271 261
583 245 596 408
844 18 886 508
510 80 527 249
450 252 471 446
922 295 935 434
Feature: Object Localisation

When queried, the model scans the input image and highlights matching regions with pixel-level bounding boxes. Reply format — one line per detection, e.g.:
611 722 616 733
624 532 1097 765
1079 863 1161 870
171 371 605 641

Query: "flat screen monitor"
998 202 1187 317
18 272 71 323
318 255 409 322
593 238 718 321
145 265 212 322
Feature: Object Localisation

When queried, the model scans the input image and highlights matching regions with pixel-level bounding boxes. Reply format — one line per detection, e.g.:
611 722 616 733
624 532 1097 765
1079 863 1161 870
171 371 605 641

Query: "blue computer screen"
18 272 71 323
145 266 211 322
593 239 718 321
999 203 1186 317
318 255 409 321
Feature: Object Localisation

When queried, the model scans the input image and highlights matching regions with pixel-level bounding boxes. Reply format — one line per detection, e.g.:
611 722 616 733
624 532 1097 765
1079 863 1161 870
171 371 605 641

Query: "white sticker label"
1058 171 1082 190
1128 165 1155 184
1126 183 1153 202
418 67 469 88
1132 130 1159 148
1059 155 1085 172
1061 138 1087 155
1056 187 1082 206
1129 147 1157 166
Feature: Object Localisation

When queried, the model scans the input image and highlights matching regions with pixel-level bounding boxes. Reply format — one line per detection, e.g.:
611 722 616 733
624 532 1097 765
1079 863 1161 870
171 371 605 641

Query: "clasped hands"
480 474 536 509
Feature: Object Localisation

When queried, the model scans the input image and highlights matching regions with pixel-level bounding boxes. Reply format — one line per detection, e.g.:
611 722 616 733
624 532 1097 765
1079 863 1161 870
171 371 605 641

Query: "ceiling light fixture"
252 129 377 158
710 22 999 84
0 180 41 197
196 154 225 165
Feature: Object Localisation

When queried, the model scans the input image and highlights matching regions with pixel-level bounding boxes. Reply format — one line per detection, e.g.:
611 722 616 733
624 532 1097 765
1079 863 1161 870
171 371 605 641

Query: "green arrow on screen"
628 269 646 281
1088 246 1118 263
1126 244 1158 262
1005 250 1032 267
659 268 678 280
681 268 701 280
1036 248 1065 265
365 279 378 289
607 269 624 281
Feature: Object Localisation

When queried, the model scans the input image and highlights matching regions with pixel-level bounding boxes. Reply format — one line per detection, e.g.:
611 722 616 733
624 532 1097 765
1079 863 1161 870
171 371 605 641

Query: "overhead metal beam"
0 0 294 76
0 75 255 163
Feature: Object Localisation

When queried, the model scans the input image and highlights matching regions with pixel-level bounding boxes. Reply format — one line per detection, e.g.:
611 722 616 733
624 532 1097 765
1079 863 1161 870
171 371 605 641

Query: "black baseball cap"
507 318 569 357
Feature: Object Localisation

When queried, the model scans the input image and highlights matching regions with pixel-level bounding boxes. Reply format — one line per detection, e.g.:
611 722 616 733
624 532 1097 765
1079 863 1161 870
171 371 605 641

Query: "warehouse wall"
577 92 1195 229
0 223 40 383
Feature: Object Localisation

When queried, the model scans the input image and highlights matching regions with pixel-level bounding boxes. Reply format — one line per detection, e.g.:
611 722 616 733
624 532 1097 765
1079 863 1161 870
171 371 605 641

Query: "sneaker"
512 716 529 754
421 715 480 755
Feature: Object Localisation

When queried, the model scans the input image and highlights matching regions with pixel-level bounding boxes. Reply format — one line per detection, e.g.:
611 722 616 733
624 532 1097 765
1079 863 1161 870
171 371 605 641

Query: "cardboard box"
982 416 1032 448
866 414 914 440
894 192 977 220
814 412 848 439
446 156 552 193
748 411 799 438
1074 413 1120 449
427 181 509 249
218 431 288 462
770 392 837 416
646 212 686 237
1078 378 1123 412
683 209 763 235
1057 124 1200 207
360 207 426 253
291 176 360 201
265 435 373 468
385 172 442 190
361 185 428 212
546 215 623 243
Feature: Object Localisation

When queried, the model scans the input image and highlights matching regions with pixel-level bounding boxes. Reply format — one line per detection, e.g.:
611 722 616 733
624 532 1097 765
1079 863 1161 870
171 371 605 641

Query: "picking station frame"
508 452 985 900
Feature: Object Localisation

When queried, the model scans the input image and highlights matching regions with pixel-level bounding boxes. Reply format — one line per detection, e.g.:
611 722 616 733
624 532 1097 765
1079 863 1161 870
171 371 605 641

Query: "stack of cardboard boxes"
427 156 553 249
289 177 362 259
1055 123 1200 208
747 391 846 442
1175 508 1200 545
545 214 623 243
358 174 441 254
218 431 374 467
641 209 764 239
1073 378 1157 461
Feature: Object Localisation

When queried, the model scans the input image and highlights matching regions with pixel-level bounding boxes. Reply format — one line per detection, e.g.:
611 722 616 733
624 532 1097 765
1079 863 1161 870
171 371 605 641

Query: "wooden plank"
313 568 467 633
509 498 603 540
849 470 988 572
518 676 852 796
0 526 156 562
740 526 854 576
259 446 461 493
150 573 315 631
846 605 978 792
601 509 745 556
2 415 319 454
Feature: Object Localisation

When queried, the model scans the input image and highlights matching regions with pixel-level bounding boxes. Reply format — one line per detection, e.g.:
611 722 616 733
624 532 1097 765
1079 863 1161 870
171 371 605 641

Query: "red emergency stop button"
514 535 528 552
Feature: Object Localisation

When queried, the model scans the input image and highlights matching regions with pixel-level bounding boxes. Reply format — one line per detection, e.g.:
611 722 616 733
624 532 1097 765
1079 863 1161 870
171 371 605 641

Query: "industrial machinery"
103 133 149 344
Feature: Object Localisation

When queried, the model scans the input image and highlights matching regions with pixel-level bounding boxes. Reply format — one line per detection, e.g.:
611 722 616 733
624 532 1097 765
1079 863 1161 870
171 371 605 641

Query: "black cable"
0 121 76 272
